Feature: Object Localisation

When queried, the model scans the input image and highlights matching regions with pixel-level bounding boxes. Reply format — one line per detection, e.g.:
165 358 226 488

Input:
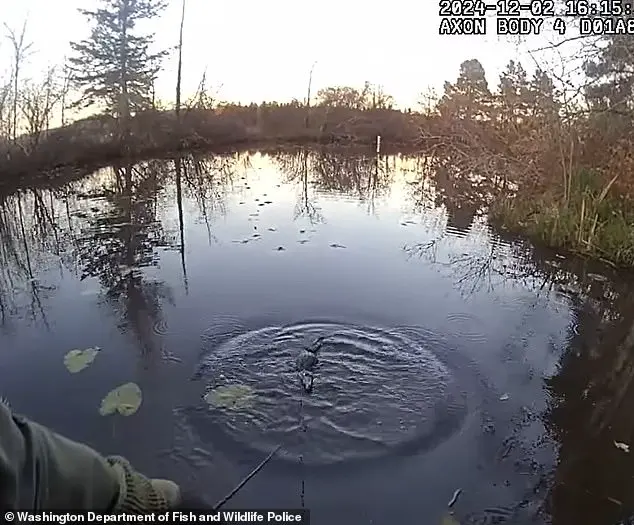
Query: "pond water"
1 148 634 524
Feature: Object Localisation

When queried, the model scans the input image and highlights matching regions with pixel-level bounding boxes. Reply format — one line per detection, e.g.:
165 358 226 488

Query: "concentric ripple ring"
186 321 469 466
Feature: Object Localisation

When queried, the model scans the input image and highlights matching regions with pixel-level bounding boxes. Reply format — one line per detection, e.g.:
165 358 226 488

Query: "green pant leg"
0 401 174 511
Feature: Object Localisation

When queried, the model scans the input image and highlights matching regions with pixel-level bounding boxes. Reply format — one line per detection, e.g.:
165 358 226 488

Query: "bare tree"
4 19 34 141
0 77 11 139
186 71 221 110
59 59 73 127
19 67 64 152
305 61 317 128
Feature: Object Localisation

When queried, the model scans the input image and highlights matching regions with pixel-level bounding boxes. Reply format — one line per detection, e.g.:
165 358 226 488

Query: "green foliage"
497 60 529 128
99 382 143 416
491 170 634 267
584 35 634 111
68 0 168 117
64 347 100 373
438 58 558 127
439 59 492 120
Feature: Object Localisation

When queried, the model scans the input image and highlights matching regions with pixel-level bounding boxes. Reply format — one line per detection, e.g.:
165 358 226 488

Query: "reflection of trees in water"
404 205 634 523
0 154 236 361
544 276 634 525
170 153 236 290
273 148 394 222
393 143 634 522
309 150 392 199
181 154 235 244
74 162 173 361
403 214 522 297
274 150 323 224
409 225 634 525
405 153 503 232
72 153 235 362
0 191 62 333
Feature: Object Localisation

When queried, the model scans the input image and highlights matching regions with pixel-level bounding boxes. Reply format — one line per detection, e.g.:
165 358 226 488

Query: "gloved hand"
107 456 182 513
150 479 181 508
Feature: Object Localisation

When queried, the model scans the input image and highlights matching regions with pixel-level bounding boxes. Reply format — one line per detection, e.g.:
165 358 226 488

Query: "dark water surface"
1 149 634 525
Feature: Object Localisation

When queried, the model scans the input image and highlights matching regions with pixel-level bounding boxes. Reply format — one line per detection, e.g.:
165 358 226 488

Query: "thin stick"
212 444 282 511
448 488 462 508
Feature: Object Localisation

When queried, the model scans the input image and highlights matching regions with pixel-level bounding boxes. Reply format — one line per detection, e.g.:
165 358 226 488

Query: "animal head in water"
306 336 326 354
296 350 318 371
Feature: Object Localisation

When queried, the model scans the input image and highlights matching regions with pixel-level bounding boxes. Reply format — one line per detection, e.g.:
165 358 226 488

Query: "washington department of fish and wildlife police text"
6 510 310 524
439 0 634 36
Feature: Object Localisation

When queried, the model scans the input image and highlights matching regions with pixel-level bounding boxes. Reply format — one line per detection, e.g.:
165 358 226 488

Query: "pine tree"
439 59 492 121
497 60 529 128
584 36 634 113
527 69 557 120
68 0 168 120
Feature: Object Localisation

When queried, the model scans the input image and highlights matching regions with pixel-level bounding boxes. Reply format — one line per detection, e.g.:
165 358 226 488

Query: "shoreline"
2 107 634 271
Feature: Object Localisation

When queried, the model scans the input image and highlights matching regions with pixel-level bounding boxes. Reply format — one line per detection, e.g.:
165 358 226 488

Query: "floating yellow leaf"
440 514 460 525
614 441 630 453
204 384 256 411
99 382 143 416
64 347 100 373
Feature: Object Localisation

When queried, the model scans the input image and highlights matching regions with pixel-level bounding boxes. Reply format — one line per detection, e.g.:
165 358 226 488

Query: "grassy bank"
489 169 634 268
0 104 422 191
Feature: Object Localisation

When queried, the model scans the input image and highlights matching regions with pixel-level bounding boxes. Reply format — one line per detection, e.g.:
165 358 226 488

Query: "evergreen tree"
68 0 168 120
439 59 492 120
497 60 529 127
584 35 634 112
527 69 558 120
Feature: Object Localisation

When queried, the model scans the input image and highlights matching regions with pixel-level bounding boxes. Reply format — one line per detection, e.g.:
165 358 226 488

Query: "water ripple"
445 312 488 344
185 321 469 466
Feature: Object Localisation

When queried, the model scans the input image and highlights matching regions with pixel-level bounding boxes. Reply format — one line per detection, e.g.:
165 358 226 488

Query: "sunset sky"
1 0 570 111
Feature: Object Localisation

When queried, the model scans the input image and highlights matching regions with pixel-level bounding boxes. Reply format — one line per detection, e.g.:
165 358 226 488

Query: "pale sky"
1 0 571 111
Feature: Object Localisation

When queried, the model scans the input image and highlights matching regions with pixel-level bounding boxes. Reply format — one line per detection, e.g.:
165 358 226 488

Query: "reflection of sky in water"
0 153 579 372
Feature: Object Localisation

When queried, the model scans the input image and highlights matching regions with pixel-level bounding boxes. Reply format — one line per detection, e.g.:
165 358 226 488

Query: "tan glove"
107 456 181 513
150 479 181 508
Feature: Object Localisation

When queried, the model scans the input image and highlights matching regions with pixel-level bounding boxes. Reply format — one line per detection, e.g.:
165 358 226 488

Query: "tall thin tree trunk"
305 61 316 129
11 65 18 142
119 0 131 145
61 70 67 127
175 0 186 121
5 20 32 141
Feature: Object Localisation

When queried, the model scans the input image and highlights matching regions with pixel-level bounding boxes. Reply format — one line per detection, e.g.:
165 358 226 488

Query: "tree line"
2 0 633 207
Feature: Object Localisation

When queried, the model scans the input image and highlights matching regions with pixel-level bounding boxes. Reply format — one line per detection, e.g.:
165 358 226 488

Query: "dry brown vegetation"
415 50 634 268
0 102 420 187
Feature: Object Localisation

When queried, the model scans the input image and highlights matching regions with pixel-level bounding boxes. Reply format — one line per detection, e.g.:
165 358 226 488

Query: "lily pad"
204 384 256 411
99 382 143 416
64 347 100 373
